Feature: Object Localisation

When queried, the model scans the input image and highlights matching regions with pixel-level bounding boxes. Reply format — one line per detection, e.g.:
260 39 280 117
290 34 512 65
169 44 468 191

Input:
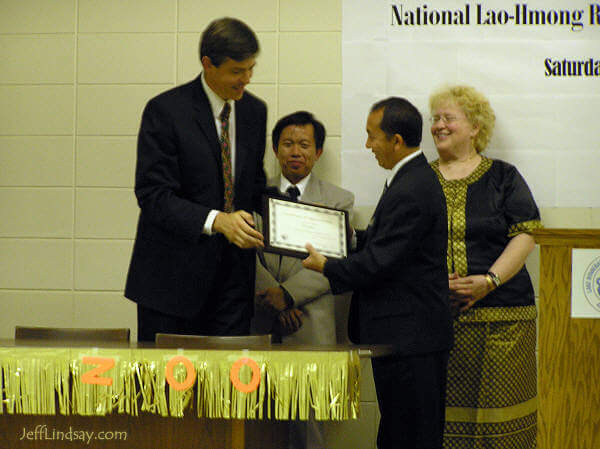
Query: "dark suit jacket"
124 75 267 318
324 153 452 355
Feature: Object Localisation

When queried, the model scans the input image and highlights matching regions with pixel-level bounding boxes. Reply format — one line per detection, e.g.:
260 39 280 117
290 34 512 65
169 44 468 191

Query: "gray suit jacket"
254 175 354 344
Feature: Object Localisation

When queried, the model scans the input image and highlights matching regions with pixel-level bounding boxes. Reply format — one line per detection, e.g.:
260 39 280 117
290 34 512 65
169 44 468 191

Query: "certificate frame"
262 195 350 259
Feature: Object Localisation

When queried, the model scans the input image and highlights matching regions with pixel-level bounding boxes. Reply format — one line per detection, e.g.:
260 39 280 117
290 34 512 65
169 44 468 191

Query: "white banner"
342 0 600 207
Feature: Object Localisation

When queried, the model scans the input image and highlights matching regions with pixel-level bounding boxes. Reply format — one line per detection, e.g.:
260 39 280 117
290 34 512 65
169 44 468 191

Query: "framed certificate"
263 195 349 259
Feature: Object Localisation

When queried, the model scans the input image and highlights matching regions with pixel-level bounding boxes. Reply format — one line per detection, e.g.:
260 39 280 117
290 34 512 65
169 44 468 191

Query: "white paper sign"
342 0 600 208
571 249 600 318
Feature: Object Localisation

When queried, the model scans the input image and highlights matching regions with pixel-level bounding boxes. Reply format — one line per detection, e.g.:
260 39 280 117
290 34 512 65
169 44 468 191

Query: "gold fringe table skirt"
0 347 360 421
444 305 537 449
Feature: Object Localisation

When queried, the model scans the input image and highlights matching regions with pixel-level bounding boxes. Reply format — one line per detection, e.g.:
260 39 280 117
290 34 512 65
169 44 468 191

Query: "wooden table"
0 341 382 449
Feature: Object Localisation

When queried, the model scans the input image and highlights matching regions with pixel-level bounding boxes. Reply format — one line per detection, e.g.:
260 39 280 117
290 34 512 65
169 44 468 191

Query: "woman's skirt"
443 305 537 449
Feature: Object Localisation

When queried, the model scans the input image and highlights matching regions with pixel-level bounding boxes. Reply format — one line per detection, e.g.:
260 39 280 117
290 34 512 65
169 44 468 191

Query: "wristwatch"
280 285 295 309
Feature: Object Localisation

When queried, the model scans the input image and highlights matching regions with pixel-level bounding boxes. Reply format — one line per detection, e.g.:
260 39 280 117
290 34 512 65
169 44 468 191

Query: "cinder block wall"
1 1 598 448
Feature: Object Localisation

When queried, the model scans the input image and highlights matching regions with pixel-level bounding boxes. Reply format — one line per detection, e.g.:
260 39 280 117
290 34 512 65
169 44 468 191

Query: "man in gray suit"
253 111 354 449
254 111 354 345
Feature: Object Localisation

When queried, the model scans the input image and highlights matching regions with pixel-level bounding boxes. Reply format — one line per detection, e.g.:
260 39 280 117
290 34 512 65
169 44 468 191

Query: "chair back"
15 326 130 342
155 333 272 349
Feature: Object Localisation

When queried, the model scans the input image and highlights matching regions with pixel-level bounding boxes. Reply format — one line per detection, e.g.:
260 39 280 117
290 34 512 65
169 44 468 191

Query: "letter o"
165 355 196 391
230 358 261 393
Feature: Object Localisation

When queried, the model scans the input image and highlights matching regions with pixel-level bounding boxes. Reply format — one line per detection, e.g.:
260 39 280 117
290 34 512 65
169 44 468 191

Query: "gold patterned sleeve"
508 219 543 237
501 161 541 239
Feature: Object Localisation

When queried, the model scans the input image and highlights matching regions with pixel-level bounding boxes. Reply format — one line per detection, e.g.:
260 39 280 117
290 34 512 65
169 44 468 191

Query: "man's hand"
213 210 264 249
302 243 327 273
256 286 288 312
275 308 303 336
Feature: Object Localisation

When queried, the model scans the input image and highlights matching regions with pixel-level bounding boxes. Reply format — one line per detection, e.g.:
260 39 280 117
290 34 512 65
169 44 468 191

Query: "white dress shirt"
279 173 312 200
201 72 238 234
386 149 423 187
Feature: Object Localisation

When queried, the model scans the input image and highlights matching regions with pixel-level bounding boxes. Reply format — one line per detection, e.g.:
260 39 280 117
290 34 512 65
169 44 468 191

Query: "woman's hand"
448 272 494 313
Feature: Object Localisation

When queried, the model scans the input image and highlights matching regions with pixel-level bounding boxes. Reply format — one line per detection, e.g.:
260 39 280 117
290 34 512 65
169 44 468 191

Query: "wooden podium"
532 229 600 449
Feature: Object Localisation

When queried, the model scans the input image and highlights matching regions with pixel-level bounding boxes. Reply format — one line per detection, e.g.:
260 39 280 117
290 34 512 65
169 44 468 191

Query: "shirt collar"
280 173 312 199
201 71 233 120
386 149 422 187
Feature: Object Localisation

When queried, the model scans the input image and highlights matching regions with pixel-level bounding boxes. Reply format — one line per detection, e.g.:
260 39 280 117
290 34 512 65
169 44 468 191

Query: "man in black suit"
125 18 267 341
303 98 453 448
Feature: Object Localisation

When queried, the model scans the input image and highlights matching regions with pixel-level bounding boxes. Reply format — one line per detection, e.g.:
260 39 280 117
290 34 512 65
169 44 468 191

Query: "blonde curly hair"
429 85 495 153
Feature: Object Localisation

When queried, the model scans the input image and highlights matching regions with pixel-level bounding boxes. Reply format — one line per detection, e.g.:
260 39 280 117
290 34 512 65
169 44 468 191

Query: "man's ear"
315 147 323 160
393 133 405 148
201 56 213 71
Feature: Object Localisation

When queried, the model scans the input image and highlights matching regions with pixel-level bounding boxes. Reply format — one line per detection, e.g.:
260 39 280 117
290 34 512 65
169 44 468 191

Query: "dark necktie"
286 186 301 202
219 102 234 212
369 181 388 231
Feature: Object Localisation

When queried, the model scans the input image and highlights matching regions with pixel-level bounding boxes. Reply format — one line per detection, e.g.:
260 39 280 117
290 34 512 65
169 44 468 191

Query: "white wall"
1 1 598 447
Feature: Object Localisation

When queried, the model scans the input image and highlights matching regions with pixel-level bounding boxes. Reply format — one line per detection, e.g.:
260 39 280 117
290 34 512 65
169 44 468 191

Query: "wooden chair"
155 333 272 349
15 326 130 342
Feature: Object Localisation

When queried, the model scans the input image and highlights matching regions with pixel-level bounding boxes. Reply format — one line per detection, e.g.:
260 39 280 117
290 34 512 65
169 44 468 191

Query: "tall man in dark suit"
125 18 267 341
303 98 453 449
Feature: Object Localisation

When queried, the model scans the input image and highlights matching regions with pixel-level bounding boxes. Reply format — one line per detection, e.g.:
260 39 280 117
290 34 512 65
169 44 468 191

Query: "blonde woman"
429 85 541 448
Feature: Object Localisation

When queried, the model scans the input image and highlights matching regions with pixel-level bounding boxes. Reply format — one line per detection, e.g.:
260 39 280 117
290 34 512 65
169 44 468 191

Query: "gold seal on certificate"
263 196 349 259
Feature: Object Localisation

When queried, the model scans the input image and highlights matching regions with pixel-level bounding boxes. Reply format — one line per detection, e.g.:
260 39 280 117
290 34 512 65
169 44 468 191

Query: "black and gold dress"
431 156 542 449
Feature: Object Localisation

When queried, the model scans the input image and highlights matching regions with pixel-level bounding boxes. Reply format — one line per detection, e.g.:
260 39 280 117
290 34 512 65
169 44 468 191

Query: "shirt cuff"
203 209 220 235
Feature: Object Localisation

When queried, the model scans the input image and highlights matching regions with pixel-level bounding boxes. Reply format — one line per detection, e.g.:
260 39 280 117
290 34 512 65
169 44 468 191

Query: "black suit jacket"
125 75 267 317
324 153 452 355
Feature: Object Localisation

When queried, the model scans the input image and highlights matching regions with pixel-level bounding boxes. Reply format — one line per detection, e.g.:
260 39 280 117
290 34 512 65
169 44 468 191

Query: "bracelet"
484 274 495 291
487 271 501 288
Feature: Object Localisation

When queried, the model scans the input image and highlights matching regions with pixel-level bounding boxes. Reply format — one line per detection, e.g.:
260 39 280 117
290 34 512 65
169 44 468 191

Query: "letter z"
81 357 115 386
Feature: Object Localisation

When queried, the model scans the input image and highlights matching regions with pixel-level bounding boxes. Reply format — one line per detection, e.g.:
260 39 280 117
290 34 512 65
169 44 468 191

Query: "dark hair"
272 111 326 150
371 97 422 147
200 17 259 66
